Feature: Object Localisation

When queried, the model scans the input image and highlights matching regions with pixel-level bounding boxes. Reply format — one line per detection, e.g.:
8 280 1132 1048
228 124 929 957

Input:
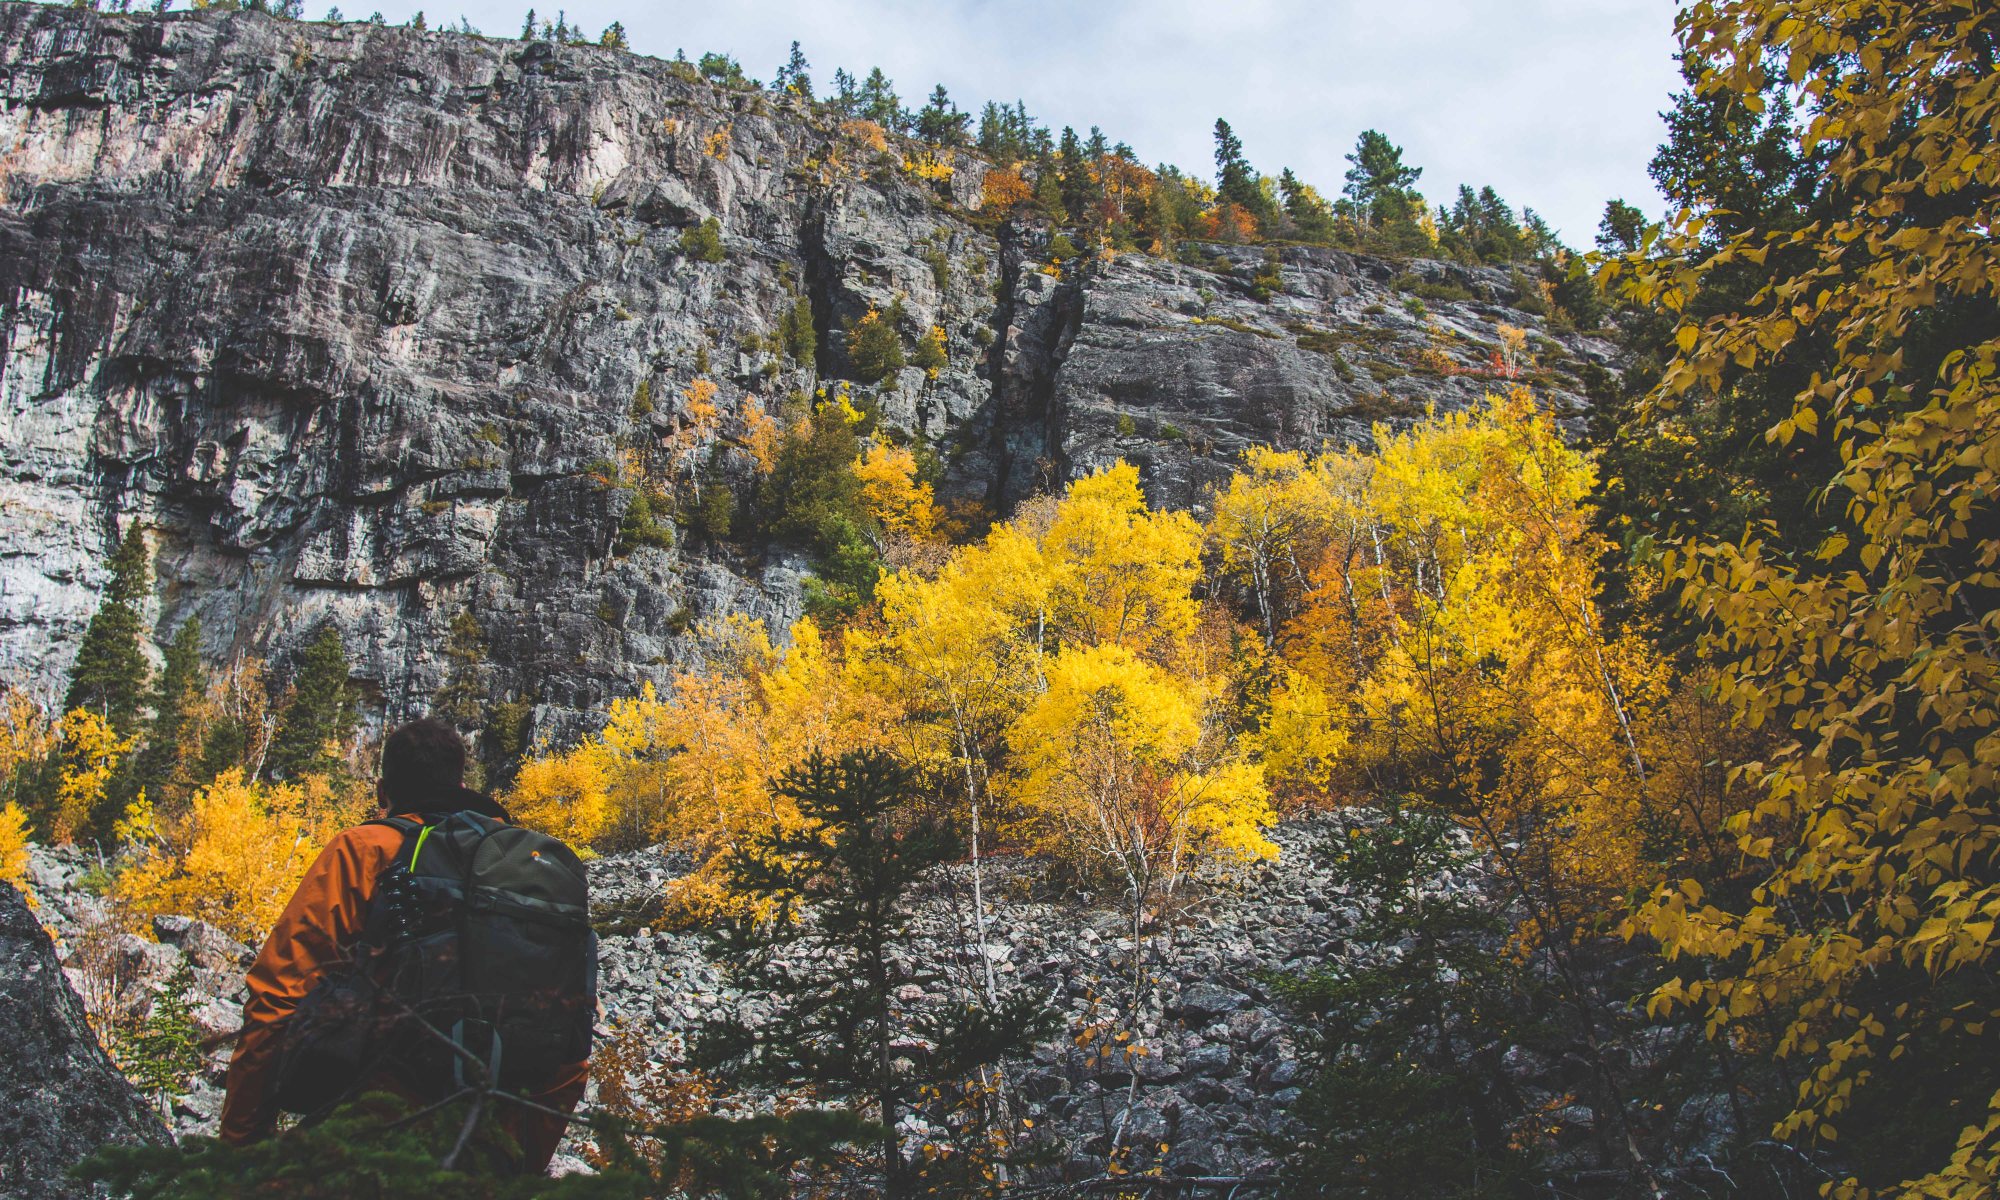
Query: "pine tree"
123 959 206 1114
64 527 152 738
433 611 487 730
858 67 901 130
1281 801 1540 1197
263 625 356 783
1279 168 1336 242
1213 118 1259 211
1595 198 1647 255
1057 126 1098 231
697 750 1054 1197
829 67 859 116
772 41 811 98
135 617 208 812
913 84 968 147
1342 129 1422 222
777 289 816 366
597 20 626 50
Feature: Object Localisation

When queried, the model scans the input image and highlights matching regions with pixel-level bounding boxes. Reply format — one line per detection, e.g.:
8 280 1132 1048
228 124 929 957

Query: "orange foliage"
981 165 1033 211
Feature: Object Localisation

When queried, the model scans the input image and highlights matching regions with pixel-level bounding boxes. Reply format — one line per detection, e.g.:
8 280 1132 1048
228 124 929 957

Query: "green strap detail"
408 824 436 873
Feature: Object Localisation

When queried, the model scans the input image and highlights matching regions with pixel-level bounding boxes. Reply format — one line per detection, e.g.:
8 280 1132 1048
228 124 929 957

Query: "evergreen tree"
698 750 1054 1197
1212 118 1259 211
857 67 902 130
913 84 969 147
135 616 208 812
1280 801 1542 1198
697 52 749 86
772 41 811 98
829 67 859 116
433 611 487 731
83 1091 857 1199
1588 51 1840 627
124 960 206 1114
263 625 357 783
1057 126 1096 228
597 20 626 50
65 527 152 738
1594 198 1647 254
1342 129 1422 222
844 299 906 383
1278 168 1337 242
777 289 817 366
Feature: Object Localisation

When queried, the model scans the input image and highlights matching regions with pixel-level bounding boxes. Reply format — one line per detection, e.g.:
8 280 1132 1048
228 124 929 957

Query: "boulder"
1175 982 1250 1025
0 882 169 1198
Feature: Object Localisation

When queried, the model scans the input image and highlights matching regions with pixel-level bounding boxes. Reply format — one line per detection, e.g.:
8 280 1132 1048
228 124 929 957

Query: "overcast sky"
334 0 1684 244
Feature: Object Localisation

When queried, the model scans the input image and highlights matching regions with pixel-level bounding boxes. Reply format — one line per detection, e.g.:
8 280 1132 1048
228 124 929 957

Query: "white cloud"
339 0 1682 243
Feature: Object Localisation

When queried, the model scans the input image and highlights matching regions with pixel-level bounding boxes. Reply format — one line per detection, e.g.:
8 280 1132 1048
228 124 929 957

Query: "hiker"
219 716 595 1174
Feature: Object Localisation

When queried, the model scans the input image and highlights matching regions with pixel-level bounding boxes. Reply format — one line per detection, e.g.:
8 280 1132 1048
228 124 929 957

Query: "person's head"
377 716 467 815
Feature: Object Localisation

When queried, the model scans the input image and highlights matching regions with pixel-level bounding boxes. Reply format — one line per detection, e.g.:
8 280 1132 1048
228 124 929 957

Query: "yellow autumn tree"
510 617 891 918
1276 393 1671 924
1609 4 2000 1196
1209 446 1330 645
51 708 133 845
113 768 373 942
0 800 29 890
1009 643 1274 901
854 442 940 545
0 688 51 874
1035 462 1202 656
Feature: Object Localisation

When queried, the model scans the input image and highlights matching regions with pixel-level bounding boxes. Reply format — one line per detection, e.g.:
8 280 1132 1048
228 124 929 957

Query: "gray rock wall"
0 880 170 1197
0 2 1613 738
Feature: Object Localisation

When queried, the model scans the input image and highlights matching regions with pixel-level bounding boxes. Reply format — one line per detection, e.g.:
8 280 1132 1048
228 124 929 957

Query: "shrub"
678 218 725 263
1249 248 1284 301
616 489 675 555
844 302 906 384
776 292 816 365
910 325 947 378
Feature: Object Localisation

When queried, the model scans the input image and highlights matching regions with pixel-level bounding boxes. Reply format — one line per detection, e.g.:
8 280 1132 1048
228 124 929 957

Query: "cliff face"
0 2 1614 734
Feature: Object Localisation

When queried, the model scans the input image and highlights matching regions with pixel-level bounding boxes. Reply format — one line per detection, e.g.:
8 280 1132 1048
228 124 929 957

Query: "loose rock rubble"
582 816 1407 1181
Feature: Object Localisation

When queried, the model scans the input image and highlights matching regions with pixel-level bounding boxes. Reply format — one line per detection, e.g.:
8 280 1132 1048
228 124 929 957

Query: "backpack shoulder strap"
364 816 428 873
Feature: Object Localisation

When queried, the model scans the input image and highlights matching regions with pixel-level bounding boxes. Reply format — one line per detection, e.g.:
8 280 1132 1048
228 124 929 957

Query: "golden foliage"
0 686 50 785
1210 394 1676 927
740 394 779 474
1608 3 2000 1194
0 800 29 890
981 165 1033 211
1009 643 1274 888
903 150 954 183
112 768 372 942
854 443 940 544
840 119 889 153
52 708 133 845
510 618 890 919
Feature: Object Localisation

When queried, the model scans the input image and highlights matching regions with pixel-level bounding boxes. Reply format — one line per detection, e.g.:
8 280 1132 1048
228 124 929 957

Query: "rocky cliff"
0 2 1614 735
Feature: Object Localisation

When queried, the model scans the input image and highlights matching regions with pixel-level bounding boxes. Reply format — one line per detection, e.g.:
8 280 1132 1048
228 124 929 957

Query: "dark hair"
379 717 466 811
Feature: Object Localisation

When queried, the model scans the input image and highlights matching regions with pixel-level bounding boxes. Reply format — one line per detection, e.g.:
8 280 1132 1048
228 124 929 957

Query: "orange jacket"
219 814 588 1172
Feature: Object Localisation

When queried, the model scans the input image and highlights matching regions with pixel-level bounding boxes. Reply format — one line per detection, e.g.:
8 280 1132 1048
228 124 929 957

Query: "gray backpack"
274 811 595 1115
